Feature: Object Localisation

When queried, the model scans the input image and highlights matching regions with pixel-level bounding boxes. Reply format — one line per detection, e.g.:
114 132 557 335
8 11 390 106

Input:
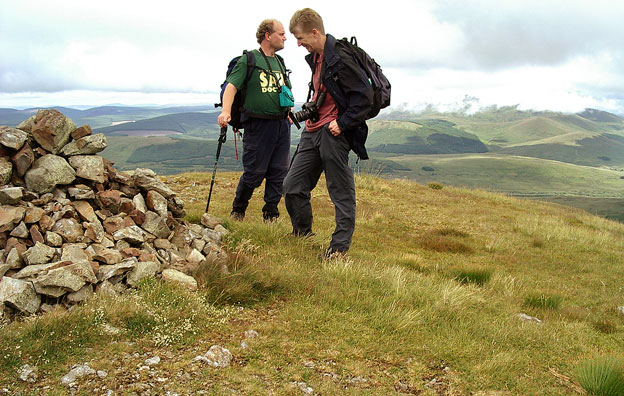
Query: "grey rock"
61 244 91 263
68 155 106 184
68 185 95 200
617 306 624 315
244 330 259 339
18 364 38 383
145 356 161 366
161 268 197 290
0 126 28 150
146 190 168 218
16 114 35 133
186 249 205 264
517 313 542 324
132 168 175 198
23 242 56 265
140 211 170 239
202 228 223 244
167 196 186 218
52 218 84 243
60 363 95 385
191 238 206 253
0 264 10 278
126 261 160 287
0 187 24 205
93 248 123 265
193 345 232 367
60 134 107 156
6 248 22 269
200 213 221 230
133 193 147 214
9 221 29 238
96 370 108 379
0 157 13 186
95 280 118 297
0 276 41 314
15 262 65 279
36 261 97 292
45 231 63 247
34 283 67 298
66 284 94 303
25 154 76 194
97 261 136 282
113 226 147 244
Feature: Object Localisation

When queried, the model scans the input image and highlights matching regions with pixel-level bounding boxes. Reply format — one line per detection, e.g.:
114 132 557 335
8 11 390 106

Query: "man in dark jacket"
284 8 373 258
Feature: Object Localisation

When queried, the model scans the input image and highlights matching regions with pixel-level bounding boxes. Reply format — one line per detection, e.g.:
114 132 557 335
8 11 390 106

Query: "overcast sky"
1 0 624 114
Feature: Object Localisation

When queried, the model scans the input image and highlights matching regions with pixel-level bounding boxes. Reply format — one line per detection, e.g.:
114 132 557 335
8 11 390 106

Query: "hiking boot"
263 214 279 223
319 248 348 261
230 211 245 221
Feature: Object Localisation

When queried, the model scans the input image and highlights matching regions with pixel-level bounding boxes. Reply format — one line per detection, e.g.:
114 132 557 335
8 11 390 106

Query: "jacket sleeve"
335 48 373 132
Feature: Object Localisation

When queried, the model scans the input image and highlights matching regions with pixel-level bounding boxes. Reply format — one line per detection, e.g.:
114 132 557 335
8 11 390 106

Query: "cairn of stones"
0 109 228 320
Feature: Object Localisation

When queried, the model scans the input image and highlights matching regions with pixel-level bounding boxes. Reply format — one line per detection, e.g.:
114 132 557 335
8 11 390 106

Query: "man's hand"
218 112 231 127
328 120 342 136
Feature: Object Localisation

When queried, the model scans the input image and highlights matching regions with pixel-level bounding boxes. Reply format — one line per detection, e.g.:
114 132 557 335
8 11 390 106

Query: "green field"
373 153 624 197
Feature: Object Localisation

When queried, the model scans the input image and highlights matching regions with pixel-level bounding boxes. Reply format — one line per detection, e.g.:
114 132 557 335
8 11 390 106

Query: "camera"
294 92 326 123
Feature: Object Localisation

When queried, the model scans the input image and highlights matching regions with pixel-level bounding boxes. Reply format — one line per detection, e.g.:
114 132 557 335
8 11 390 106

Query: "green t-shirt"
226 50 292 116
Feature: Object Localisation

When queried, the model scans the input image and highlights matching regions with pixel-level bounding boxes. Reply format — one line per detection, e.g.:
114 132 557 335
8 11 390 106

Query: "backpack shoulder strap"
243 50 255 82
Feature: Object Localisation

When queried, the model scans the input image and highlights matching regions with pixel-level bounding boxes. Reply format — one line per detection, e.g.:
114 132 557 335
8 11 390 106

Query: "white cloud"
1 0 624 114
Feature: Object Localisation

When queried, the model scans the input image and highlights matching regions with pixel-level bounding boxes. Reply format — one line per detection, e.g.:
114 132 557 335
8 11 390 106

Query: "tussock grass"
452 267 493 286
574 356 624 396
420 234 475 253
524 293 563 310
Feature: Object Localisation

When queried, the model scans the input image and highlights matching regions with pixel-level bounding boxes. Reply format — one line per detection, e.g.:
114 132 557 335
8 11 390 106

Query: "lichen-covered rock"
0 276 41 314
0 157 12 185
161 268 197 290
60 133 107 156
68 155 105 184
23 242 56 266
0 126 29 150
25 154 76 194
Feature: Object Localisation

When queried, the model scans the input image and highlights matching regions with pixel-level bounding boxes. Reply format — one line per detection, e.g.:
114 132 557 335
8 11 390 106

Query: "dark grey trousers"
283 125 356 253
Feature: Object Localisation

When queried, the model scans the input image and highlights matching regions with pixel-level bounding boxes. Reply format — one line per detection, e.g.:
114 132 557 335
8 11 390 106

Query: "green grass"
1 171 623 394
384 152 624 197
575 356 624 396
524 293 563 310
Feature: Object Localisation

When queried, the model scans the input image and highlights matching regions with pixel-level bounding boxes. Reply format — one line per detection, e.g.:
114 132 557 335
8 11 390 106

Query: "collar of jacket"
305 34 340 70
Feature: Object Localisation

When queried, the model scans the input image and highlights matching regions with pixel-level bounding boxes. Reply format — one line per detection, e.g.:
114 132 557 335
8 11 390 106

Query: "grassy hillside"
1 173 622 395
95 112 221 138
102 136 244 175
381 153 624 197
367 119 488 154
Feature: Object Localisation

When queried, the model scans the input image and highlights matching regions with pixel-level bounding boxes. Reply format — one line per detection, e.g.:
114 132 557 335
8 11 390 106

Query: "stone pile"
0 109 227 319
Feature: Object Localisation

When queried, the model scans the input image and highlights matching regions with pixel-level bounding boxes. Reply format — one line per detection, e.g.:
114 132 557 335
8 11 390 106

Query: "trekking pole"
206 126 228 212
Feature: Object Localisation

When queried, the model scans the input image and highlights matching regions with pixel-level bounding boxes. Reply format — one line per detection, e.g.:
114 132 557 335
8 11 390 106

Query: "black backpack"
336 37 391 119
215 50 255 130
215 50 288 129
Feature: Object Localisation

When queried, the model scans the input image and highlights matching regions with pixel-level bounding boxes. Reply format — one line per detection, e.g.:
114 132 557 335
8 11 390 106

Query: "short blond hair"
256 19 279 44
289 8 325 35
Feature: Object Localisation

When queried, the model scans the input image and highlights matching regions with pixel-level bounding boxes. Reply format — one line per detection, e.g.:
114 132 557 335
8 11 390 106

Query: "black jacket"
305 34 373 160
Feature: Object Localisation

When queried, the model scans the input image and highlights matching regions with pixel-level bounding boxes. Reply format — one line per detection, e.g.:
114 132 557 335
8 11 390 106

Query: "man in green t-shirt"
218 19 292 222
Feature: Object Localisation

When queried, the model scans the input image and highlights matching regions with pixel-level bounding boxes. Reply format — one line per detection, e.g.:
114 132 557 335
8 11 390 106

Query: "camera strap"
259 48 288 92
